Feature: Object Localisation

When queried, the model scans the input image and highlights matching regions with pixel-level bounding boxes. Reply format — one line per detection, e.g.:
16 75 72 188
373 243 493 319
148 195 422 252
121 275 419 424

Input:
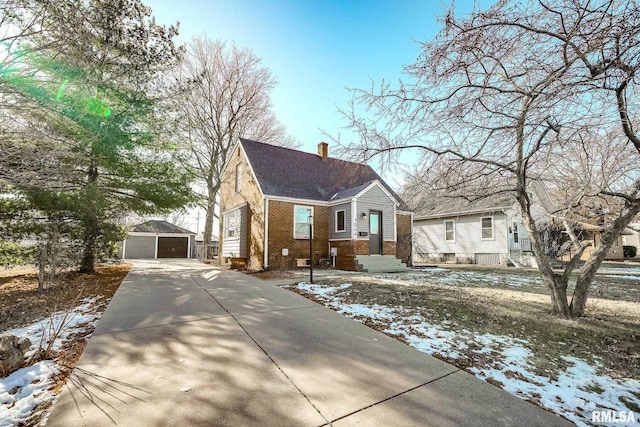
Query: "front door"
369 211 382 254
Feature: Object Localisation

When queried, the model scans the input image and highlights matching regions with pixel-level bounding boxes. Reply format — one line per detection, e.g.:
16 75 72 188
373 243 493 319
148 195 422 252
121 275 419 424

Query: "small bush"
623 245 637 258
0 241 38 266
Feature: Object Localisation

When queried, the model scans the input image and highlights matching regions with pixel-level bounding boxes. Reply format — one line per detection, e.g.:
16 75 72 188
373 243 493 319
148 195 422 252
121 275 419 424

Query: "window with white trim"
444 220 455 242
294 206 313 239
481 216 494 240
335 209 346 232
224 209 241 240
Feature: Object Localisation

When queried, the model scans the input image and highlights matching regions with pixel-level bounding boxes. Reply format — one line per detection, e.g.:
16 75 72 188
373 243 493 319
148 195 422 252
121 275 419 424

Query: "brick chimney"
318 142 328 159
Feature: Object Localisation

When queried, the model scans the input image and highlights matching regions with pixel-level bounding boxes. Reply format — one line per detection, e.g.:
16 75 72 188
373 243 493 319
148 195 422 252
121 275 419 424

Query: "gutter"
415 205 514 221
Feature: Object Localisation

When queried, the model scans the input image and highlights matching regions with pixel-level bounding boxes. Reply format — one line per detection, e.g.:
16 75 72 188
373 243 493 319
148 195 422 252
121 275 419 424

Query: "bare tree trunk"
80 162 98 273
37 246 46 292
203 182 220 258
517 191 572 317
570 201 640 316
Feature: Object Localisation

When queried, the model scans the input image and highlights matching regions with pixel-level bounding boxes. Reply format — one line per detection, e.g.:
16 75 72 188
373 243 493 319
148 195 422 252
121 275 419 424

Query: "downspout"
263 197 269 269
504 209 519 267
393 203 398 242
351 198 357 240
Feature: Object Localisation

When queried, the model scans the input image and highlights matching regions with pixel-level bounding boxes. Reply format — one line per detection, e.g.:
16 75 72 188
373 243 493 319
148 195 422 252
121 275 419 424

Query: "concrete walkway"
46 260 572 426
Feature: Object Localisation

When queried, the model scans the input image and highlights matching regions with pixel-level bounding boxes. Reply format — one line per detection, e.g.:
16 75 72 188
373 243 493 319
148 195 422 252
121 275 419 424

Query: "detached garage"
119 220 196 259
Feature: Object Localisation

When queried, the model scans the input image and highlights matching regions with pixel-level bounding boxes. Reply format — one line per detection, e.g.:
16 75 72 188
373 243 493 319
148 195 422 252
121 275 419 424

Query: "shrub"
623 245 637 258
0 241 38 266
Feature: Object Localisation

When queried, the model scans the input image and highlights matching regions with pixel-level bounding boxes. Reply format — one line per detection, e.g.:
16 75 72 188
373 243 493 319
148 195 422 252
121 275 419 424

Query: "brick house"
219 138 412 271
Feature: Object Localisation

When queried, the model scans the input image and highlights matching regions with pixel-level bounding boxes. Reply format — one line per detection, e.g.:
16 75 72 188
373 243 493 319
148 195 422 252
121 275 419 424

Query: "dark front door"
157 237 188 258
369 211 382 254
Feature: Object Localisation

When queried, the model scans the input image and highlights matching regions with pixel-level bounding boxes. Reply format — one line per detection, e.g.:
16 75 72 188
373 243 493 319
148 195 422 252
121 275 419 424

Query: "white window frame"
335 209 346 233
294 205 314 239
481 216 494 240
235 163 242 192
224 209 241 240
444 220 455 242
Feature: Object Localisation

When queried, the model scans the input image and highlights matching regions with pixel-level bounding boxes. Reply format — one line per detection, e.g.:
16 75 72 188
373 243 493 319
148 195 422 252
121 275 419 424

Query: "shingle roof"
414 192 516 219
239 138 409 209
132 220 195 234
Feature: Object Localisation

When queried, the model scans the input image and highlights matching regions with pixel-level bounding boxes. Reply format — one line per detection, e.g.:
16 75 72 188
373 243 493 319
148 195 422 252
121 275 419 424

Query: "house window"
335 210 346 232
224 209 241 240
481 217 494 240
513 222 519 243
235 163 242 192
444 220 455 242
294 205 313 239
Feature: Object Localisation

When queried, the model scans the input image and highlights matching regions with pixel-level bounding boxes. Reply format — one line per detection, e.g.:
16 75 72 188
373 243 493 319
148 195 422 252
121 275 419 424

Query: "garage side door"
157 237 188 258
124 236 156 259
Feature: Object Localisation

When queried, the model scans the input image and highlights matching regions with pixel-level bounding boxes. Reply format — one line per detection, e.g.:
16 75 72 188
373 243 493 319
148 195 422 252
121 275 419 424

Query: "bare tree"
177 36 296 251
339 0 640 318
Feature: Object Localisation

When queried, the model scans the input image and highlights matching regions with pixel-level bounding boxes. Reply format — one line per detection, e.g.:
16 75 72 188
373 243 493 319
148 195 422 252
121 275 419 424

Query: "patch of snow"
603 274 640 281
3 298 101 356
0 361 58 427
292 282 640 427
296 282 351 296
0 298 105 427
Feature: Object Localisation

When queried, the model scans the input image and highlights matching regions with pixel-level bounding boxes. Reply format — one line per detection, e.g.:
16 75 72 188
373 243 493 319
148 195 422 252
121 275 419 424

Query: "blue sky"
146 0 492 162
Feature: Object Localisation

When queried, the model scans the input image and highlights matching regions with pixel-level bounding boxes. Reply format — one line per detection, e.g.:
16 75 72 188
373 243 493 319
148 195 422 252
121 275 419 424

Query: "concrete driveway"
46 260 572 426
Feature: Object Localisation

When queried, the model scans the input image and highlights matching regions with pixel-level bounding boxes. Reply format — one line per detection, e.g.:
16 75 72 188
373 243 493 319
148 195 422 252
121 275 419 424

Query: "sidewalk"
46 260 572 426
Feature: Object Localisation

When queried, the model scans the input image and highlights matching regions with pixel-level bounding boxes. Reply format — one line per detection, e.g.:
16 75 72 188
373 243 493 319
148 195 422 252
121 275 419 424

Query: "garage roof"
131 220 195 235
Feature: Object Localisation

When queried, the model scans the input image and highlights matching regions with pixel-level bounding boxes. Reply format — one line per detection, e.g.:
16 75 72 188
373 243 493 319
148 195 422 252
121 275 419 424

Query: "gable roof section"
239 138 408 208
131 220 195 235
415 192 517 220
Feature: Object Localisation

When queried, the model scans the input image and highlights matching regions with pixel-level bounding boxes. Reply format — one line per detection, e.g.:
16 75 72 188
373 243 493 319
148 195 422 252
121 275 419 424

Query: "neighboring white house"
622 222 640 257
413 192 537 266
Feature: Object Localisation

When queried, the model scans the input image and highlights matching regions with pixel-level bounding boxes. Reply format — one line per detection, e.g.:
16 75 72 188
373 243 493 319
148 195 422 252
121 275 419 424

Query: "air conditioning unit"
296 258 310 267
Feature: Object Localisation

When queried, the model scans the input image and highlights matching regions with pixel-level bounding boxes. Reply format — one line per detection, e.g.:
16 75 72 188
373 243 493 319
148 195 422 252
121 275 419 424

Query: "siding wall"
413 212 509 264
219 144 265 270
355 185 395 241
221 205 248 258
329 202 351 240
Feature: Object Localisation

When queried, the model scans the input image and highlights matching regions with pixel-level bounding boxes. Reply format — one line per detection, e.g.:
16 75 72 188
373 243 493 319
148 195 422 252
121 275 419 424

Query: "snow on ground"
295 282 640 427
0 298 102 427
375 267 640 302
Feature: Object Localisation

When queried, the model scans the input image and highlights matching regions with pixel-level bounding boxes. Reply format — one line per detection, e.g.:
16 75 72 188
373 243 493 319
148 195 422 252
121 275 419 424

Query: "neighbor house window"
335 210 346 232
294 205 313 239
224 209 241 240
235 163 242 192
512 221 519 243
481 217 494 240
444 220 455 242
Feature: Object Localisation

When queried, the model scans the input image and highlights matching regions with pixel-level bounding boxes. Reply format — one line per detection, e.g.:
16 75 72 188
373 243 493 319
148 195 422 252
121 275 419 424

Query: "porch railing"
509 237 532 252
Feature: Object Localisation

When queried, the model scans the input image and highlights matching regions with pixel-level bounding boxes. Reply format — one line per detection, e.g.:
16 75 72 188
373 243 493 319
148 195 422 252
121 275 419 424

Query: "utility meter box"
330 247 338 256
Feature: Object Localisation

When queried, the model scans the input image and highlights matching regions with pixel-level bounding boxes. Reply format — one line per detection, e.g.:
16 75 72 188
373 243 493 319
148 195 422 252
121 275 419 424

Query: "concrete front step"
355 255 409 273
